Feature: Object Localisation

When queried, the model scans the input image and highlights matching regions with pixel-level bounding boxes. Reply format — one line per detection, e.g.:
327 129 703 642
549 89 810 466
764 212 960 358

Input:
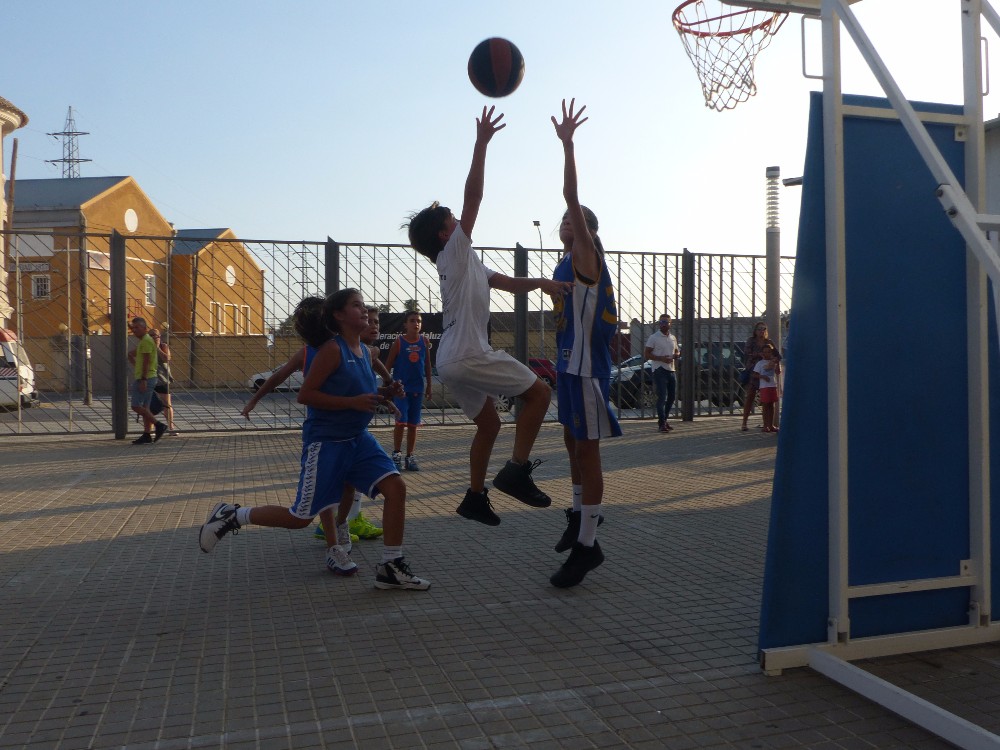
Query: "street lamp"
533 220 544 357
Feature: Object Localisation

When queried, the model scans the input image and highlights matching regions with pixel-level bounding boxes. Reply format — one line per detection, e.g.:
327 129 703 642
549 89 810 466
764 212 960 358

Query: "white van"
0 328 37 408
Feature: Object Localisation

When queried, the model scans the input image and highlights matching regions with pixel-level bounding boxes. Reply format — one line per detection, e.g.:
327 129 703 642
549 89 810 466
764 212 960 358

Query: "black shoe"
457 488 501 526
554 508 605 553
493 459 551 508
550 540 605 588
132 433 153 445
153 421 167 442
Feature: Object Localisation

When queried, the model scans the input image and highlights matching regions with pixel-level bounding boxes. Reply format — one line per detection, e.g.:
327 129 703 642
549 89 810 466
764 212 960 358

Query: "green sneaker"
314 521 358 543
349 512 384 540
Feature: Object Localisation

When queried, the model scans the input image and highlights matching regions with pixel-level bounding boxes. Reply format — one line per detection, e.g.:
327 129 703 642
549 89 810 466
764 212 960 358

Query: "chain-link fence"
0 229 794 436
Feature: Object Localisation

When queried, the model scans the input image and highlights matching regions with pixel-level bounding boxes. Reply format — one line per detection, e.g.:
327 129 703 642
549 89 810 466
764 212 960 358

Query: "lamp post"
533 220 544 357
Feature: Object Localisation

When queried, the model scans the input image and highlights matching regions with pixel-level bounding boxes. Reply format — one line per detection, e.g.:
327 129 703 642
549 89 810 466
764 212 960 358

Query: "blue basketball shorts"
393 392 424 426
557 372 622 441
290 431 398 519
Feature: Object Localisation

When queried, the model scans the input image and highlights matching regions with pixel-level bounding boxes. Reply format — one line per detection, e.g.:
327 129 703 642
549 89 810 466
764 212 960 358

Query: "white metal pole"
822 0 851 645
962 0 992 627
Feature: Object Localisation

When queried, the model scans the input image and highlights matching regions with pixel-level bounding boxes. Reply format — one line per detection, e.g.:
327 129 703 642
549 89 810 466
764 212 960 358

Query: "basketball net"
673 0 787 112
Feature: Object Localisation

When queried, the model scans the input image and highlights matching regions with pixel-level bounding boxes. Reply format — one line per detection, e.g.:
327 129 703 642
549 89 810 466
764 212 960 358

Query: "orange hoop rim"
672 0 784 38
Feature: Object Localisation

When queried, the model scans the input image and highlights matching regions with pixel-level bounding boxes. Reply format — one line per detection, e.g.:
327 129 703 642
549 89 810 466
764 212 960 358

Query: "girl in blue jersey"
199 288 430 591
548 99 622 589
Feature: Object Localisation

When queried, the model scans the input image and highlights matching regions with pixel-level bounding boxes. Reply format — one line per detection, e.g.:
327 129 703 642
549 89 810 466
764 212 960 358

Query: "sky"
2 1 996 256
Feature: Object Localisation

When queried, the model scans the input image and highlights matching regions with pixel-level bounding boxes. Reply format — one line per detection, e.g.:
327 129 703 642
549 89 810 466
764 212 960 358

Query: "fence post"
514 243 528 364
325 238 340 296
680 249 696 422
513 243 528 418
110 230 128 439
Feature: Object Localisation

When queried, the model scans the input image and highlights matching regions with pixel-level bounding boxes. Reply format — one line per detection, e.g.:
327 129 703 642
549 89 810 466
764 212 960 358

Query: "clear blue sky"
2 1 992 255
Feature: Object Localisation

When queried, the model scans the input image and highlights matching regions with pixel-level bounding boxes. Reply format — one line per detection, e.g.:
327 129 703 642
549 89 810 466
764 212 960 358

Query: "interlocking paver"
0 419 997 748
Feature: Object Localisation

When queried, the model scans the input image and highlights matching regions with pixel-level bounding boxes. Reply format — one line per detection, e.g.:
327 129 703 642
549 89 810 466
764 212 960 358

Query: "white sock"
236 507 252 526
579 503 603 547
572 485 583 512
347 491 362 521
381 545 403 563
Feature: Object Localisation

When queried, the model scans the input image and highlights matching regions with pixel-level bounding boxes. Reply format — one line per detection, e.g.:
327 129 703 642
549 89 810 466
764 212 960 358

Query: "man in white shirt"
644 314 679 432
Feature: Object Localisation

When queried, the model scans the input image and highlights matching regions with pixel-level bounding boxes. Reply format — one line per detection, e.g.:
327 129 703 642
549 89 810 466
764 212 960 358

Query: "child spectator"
752 344 780 433
385 310 432 472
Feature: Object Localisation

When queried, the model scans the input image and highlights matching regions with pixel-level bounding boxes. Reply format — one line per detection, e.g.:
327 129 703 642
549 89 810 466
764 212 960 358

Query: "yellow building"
6 176 173 338
171 228 265 335
5 177 264 339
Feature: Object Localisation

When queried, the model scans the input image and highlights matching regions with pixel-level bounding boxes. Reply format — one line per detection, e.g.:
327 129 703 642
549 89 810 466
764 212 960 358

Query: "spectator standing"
741 322 782 432
644 315 679 433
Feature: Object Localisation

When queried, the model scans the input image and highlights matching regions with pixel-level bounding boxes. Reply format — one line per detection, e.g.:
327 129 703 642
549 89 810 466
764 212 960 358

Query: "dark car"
609 342 746 410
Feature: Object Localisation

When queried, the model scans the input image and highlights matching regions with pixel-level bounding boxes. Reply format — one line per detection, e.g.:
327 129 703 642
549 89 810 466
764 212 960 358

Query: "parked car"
0 328 38 408
611 354 645 380
528 357 557 387
247 367 303 393
609 342 746 410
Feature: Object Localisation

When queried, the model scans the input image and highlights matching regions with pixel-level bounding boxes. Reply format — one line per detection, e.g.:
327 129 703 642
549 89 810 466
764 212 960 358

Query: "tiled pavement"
1 418 999 749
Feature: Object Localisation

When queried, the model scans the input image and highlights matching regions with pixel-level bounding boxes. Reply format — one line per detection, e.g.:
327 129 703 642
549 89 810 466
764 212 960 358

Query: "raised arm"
552 98 599 282
459 106 506 240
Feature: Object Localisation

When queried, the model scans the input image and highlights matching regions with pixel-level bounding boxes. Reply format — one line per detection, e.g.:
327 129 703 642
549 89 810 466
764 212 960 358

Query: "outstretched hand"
476 105 506 144
551 98 588 143
540 278 573 298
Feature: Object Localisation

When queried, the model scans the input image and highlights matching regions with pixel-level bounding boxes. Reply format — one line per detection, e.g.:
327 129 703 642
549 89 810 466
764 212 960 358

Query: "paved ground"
1 418 999 749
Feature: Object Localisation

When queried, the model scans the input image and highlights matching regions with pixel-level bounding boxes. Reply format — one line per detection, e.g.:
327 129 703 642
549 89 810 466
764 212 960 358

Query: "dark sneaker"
325 545 358 576
457 488 501 526
153 421 168 442
554 508 605 553
550 540 604 588
198 502 241 553
492 459 551 508
132 433 153 445
374 557 431 590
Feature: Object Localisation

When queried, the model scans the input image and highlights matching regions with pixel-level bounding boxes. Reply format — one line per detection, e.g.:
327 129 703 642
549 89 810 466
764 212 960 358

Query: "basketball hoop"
673 0 787 112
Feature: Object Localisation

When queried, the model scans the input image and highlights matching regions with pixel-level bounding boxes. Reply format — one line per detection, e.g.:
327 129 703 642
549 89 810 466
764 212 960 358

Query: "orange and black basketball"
467 38 525 98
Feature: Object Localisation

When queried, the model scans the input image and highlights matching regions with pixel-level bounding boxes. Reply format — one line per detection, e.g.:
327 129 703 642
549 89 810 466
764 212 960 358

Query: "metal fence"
0 229 794 436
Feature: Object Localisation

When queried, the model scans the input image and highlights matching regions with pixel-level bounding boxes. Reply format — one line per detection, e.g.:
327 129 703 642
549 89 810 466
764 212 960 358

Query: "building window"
144 275 156 306
211 302 225 334
240 305 250 335
31 275 51 300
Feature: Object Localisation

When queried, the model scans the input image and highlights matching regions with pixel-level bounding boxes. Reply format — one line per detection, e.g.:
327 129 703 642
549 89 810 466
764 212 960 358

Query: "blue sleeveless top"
392 335 428 394
552 253 618 379
302 337 377 442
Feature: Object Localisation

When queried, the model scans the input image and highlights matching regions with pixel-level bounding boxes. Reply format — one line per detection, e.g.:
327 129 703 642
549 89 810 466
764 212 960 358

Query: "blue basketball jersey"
552 253 618 378
302 337 377 442
392 335 428 394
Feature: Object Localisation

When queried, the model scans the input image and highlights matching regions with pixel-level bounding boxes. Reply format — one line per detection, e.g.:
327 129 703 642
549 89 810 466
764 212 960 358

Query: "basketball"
467 38 525 98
